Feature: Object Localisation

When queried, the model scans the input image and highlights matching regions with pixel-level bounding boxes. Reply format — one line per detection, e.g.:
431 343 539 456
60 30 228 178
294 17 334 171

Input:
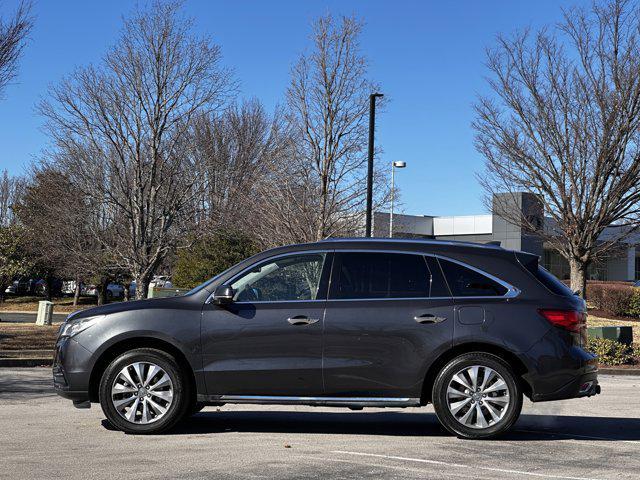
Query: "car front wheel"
432 352 523 439
99 348 189 434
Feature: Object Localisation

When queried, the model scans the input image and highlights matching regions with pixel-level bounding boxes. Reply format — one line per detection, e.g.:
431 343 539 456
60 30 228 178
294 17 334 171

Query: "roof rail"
317 237 504 250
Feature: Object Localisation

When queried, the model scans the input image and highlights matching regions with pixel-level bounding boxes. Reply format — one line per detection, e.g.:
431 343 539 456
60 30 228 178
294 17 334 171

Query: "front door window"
231 253 327 302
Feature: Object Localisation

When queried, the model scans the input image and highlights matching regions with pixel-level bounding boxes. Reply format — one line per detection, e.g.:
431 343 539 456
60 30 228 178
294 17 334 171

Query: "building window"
542 248 608 281
542 249 570 280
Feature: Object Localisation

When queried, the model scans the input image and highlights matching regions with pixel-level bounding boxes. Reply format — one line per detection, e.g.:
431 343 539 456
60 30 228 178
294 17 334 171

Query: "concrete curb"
0 358 52 367
598 367 640 376
0 349 53 356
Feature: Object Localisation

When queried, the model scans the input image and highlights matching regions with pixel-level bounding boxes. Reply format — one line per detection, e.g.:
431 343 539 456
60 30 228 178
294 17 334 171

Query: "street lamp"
365 92 384 237
389 160 406 238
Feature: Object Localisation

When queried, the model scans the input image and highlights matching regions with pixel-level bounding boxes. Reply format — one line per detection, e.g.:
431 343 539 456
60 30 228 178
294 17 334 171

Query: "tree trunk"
135 275 151 300
123 282 131 302
100 278 109 305
96 284 104 306
45 276 53 301
569 257 588 299
73 277 81 307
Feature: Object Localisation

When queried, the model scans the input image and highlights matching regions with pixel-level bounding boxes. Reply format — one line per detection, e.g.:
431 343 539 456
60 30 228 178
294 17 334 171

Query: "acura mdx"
53 238 599 439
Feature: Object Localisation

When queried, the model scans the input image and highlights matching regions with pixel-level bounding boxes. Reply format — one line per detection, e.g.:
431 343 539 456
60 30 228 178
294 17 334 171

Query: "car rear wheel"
99 348 189 434
432 352 523 439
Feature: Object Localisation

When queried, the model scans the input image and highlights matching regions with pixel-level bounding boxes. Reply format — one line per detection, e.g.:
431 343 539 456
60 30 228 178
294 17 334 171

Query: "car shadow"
102 410 640 441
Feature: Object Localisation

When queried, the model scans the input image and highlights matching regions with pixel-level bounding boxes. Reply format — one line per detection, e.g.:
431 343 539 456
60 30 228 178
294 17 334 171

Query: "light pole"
365 92 384 237
389 160 406 238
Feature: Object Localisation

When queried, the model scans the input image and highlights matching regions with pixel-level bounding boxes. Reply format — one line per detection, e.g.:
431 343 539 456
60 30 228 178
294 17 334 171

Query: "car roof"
261 236 532 259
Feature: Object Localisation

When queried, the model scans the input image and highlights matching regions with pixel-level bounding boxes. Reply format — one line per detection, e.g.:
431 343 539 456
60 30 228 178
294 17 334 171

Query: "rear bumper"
526 341 600 402
531 370 600 402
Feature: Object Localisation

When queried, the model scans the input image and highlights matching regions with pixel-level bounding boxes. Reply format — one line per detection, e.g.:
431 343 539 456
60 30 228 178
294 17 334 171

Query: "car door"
201 251 331 397
322 251 454 399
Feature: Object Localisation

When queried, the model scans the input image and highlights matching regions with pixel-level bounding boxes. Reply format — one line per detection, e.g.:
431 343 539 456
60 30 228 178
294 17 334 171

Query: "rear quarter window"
532 266 574 297
438 258 508 297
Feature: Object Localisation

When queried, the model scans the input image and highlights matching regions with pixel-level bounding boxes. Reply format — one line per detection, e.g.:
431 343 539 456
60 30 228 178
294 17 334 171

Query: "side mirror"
212 285 234 305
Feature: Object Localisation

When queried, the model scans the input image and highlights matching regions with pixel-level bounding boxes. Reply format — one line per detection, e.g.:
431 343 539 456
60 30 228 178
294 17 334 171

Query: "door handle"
287 315 320 326
414 314 447 324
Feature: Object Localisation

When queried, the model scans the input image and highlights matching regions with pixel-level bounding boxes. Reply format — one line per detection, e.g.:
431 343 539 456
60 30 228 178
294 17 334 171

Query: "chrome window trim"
432 253 521 300
206 248 520 304
329 249 520 301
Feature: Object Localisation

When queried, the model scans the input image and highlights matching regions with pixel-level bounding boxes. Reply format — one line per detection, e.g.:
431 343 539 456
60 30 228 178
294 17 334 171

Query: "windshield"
183 264 239 296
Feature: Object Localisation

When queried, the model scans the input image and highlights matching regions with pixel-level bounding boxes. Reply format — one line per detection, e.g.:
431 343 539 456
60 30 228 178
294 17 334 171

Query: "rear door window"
438 257 508 297
330 252 448 299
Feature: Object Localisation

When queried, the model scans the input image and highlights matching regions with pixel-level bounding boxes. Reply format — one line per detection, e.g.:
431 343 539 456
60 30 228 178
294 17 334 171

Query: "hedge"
587 282 640 318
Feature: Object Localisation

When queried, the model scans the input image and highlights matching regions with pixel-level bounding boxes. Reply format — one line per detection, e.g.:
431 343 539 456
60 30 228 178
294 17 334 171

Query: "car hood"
66 296 190 322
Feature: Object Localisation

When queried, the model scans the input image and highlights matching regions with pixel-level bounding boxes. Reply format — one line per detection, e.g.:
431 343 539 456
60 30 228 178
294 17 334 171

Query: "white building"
374 193 640 282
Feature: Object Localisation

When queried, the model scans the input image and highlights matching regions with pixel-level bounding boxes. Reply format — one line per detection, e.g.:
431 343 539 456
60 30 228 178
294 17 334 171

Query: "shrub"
627 288 640 318
586 337 636 366
587 282 636 317
586 283 605 309
172 230 259 289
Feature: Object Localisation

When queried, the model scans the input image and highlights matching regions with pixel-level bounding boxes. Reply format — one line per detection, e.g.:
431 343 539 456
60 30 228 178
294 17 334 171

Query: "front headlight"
59 315 103 338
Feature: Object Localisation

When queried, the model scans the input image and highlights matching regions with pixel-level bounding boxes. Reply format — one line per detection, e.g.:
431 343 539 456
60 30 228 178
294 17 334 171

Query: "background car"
84 283 125 300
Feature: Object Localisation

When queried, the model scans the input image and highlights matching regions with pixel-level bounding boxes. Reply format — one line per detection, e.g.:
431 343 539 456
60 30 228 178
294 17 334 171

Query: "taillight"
538 309 585 333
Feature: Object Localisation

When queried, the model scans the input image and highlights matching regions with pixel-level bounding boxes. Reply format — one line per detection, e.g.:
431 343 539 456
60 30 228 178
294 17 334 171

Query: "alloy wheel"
446 365 510 429
111 361 174 424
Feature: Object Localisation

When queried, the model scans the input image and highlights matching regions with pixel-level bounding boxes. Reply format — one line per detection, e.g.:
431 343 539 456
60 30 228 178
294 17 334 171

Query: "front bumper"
53 337 93 407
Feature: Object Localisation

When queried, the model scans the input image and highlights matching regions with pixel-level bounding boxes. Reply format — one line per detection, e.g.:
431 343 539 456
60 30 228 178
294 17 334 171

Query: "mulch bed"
587 309 640 322
0 323 60 351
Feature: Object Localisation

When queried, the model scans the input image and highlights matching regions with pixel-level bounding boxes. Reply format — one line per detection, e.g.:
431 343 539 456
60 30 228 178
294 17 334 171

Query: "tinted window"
331 252 433 299
231 253 326 302
534 266 574 296
425 256 450 297
438 258 508 297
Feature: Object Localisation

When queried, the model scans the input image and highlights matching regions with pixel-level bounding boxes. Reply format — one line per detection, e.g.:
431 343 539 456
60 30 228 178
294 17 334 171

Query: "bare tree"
40 1 234 299
0 169 23 226
14 166 117 305
474 0 640 296
189 99 286 232
280 14 389 244
0 0 31 99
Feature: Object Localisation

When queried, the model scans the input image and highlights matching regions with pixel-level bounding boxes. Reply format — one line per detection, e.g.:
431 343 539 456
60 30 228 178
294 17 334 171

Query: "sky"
0 0 570 216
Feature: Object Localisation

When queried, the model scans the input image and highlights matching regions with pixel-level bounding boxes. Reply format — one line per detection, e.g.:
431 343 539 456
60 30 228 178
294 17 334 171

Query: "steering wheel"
236 285 260 302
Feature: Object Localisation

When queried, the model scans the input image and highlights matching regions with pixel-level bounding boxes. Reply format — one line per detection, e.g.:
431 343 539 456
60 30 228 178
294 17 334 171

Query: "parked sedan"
85 283 125 300
53 238 599 439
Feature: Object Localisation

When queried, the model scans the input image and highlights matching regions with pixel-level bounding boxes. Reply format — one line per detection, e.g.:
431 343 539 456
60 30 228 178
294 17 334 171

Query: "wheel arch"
420 342 532 404
88 336 197 403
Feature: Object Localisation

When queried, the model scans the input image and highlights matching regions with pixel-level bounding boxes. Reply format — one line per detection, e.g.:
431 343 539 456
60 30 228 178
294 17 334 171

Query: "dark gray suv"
53 238 599 439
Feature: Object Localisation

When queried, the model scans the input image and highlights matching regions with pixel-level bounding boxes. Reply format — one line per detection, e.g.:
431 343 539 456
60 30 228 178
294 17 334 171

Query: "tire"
99 348 189 434
432 352 523 439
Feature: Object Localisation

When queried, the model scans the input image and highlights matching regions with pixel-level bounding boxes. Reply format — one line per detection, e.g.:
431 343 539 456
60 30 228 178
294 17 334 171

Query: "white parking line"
331 450 606 480
301 456 505 480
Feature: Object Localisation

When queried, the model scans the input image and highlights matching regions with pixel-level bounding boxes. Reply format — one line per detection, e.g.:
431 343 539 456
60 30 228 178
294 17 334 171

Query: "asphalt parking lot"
0 369 639 480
